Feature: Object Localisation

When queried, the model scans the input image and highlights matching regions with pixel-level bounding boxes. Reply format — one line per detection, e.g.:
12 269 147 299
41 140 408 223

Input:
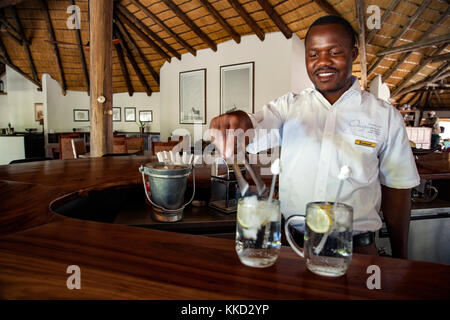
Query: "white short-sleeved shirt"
247 77 420 231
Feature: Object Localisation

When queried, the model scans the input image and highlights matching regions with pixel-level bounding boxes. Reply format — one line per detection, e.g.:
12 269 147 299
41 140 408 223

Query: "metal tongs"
231 154 266 198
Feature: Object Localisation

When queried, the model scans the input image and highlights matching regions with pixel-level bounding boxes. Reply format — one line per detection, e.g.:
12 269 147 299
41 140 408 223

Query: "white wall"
0 66 44 131
45 75 160 133
159 32 312 142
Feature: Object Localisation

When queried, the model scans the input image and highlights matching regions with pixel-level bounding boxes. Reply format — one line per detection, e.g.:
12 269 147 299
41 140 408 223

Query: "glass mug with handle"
284 202 353 277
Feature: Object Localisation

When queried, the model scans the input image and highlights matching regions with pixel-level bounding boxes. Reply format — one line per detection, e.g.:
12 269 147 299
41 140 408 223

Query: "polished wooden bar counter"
0 157 449 299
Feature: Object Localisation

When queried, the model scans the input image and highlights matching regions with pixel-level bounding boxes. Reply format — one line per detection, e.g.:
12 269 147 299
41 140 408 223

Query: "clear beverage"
304 202 353 277
235 197 281 268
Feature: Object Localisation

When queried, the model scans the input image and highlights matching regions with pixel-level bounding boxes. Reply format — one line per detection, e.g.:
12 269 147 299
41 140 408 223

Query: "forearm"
380 186 411 259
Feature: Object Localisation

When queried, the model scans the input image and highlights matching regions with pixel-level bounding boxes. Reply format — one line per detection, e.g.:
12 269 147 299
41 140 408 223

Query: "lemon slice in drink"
306 205 333 233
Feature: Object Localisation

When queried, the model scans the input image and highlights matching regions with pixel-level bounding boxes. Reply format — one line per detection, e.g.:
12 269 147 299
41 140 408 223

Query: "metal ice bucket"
139 163 195 222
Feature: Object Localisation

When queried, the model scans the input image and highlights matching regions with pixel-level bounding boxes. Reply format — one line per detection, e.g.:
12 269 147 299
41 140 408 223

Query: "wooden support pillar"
356 0 367 90
89 0 113 157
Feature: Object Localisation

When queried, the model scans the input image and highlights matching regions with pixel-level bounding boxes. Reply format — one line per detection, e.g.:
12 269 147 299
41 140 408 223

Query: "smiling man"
209 15 420 258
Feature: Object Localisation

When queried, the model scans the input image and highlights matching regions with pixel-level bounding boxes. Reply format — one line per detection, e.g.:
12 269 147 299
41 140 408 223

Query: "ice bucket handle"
139 165 196 212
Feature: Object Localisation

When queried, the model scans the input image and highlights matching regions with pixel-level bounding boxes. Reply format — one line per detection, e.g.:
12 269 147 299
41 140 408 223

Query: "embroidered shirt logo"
355 139 376 148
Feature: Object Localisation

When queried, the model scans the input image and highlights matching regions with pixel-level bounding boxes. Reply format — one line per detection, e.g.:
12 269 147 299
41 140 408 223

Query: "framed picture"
179 69 206 124
124 107 136 122
220 62 254 114
73 109 89 122
34 103 43 121
139 110 153 122
113 107 121 122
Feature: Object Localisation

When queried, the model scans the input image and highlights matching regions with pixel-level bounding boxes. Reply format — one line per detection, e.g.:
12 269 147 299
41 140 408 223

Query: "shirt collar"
308 76 362 108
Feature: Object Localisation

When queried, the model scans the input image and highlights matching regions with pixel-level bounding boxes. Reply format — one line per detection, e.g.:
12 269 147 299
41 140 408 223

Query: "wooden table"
1 157 449 299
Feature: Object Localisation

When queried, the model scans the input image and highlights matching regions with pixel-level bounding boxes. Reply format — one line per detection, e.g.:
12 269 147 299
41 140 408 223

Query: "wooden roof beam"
114 39 133 97
10 5 38 84
0 9 22 44
69 0 89 96
116 4 181 60
433 89 444 108
365 0 401 44
161 0 217 51
129 0 196 57
116 9 171 62
393 63 450 97
114 24 152 96
114 16 159 85
227 0 265 41
312 0 340 16
377 33 450 57
356 0 367 89
0 32 10 63
256 0 292 39
0 56 41 88
391 45 447 96
198 0 241 43
0 0 26 9
382 7 450 82
429 52 450 64
0 25 22 45
368 0 431 77
40 0 66 95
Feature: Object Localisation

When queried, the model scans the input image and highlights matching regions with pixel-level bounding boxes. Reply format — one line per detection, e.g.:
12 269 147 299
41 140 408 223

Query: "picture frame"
139 110 153 122
220 62 254 114
124 107 136 122
34 103 43 121
73 109 90 122
179 69 206 124
113 107 121 122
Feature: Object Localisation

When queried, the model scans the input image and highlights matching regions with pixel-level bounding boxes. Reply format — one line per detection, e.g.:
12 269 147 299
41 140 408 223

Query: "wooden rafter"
382 7 450 82
0 32 10 63
312 0 340 16
197 0 241 43
10 5 38 83
0 9 22 44
69 0 89 95
377 33 450 57
114 16 159 85
433 89 444 108
41 0 66 95
356 0 367 89
116 9 171 62
0 25 22 45
391 45 447 96
128 0 196 57
393 63 450 97
227 0 265 41
365 0 401 44
0 0 26 9
256 0 292 39
368 0 431 77
114 24 152 96
429 53 450 64
114 39 133 97
161 0 217 51
116 4 181 60
0 56 40 88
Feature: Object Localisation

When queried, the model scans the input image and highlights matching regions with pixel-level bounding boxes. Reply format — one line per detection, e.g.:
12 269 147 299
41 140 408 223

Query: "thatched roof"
0 0 448 109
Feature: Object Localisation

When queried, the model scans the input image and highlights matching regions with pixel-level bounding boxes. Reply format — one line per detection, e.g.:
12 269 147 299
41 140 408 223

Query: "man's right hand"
209 110 254 160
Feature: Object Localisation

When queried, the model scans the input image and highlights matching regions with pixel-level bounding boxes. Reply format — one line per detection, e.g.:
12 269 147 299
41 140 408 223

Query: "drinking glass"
285 202 353 277
235 196 281 268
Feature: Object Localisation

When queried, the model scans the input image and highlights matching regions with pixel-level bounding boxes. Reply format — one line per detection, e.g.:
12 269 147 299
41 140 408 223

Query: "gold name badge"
355 139 376 148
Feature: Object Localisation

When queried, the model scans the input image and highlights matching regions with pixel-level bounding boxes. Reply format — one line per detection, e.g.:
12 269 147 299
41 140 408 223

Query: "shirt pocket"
338 133 380 184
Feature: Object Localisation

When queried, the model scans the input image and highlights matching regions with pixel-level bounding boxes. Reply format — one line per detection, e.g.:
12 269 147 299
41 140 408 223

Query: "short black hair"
305 15 357 47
